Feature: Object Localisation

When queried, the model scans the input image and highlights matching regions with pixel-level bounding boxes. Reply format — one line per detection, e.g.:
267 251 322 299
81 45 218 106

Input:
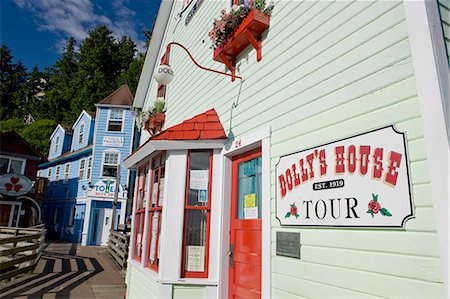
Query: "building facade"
39 85 137 245
0 131 48 227
124 1 449 298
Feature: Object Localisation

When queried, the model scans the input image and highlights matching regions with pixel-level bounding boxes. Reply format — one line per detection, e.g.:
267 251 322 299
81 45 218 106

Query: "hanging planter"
209 1 273 81
134 97 167 136
145 112 166 135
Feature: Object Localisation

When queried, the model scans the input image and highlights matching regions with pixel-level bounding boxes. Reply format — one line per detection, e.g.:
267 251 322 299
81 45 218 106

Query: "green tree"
116 52 145 95
43 38 79 123
0 118 25 133
25 65 48 119
0 45 28 119
20 119 56 156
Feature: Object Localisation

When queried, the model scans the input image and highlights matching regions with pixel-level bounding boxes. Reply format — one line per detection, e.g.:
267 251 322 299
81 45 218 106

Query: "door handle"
228 244 234 268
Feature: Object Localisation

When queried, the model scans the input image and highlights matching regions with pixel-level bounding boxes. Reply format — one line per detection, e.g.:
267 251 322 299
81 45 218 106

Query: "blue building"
39 85 137 245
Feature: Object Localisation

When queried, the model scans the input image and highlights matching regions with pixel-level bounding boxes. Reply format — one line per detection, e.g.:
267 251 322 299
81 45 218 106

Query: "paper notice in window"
244 207 258 219
189 170 209 190
244 193 256 208
186 245 205 272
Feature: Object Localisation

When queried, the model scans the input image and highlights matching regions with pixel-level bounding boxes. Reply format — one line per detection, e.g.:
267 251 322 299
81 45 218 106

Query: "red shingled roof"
152 108 226 140
124 109 227 164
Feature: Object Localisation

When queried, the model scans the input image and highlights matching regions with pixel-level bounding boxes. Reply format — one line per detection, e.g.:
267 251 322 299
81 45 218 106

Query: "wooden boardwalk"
0 242 126 299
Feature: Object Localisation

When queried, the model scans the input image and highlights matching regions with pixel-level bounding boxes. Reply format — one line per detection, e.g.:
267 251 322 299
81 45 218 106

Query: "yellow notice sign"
244 194 256 208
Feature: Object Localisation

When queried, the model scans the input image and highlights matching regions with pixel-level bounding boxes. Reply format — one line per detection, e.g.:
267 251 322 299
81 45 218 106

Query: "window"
79 159 86 179
64 163 70 183
37 170 42 177
157 84 166 98
0 155 25 175
133 163 149 261
78 123 85 144
86 157 93 180
102 152 119 177
107 109 123 132
68 205 76 227
55 166 61 182
48 168 53 180
181 150 213 278
146 153 165 270
54 136 60 153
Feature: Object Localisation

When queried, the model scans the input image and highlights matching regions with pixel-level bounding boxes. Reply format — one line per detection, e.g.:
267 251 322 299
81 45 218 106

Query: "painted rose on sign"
275 126 413 228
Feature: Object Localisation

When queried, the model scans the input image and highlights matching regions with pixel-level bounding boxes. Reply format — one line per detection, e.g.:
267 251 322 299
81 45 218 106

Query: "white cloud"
14 0 145 53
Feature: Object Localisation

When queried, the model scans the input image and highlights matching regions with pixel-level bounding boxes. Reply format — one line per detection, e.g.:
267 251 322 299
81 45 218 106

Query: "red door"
229 148 262 299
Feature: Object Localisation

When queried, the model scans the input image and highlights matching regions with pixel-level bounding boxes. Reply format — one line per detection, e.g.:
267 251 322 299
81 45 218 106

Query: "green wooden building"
123 0 449 298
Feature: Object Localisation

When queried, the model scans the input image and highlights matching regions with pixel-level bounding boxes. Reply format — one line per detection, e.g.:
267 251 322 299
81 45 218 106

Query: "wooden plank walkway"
0 242 126 299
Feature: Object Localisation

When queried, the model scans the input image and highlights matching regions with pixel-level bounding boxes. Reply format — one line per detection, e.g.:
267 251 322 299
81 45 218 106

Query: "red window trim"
133 162 149 262
180 150 213 278
146 152 166 271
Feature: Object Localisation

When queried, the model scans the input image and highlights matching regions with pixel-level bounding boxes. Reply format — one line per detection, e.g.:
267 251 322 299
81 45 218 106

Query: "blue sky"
0 0 161 70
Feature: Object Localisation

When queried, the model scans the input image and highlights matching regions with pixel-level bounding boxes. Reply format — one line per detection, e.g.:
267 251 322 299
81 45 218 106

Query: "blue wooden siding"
41 104 135 243
48 127 66 160
91 107 134 187
71 112 94 151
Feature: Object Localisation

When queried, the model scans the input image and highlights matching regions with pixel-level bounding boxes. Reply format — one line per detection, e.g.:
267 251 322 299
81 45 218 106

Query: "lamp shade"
154 64 174 85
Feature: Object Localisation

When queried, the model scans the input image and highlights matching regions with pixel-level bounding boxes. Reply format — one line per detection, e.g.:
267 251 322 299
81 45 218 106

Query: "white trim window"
55 166 61 182
64 163 70 183
48 168 53 180
102 151 119 178
79 159 86 180
107 109 124 132
78 123 85 144
54 136 60 153
86 157 93 180
0 155 26 175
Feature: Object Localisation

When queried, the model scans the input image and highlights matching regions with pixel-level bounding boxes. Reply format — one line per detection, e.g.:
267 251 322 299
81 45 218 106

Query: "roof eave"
123 139 227 170
133 0 174 109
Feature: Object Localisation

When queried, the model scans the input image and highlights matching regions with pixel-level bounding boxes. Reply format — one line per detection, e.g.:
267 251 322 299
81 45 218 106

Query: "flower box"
213 9 270 80
145 112 166 135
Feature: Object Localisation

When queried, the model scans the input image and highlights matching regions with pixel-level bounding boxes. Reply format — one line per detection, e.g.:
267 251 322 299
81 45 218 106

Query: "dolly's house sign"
276 126 413 228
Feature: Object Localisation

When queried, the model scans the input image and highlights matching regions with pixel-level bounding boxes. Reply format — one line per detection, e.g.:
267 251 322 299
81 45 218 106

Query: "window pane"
103 165 117 177
148 212 159 264
79 160 85 179
158 166 165 207
108 121 122 132
237 157 262 219
184 209 207 272
86 158 92 179
187 151 210 207
135 213 144 258
0 158 9 174
10 160 23 174
143 167 149 208
108 110 123 132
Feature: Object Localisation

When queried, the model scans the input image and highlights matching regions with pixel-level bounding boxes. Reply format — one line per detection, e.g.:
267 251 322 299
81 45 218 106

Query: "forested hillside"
0 25 149 156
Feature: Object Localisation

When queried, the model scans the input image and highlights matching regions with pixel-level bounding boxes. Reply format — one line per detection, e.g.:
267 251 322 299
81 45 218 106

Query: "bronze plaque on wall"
276 231 301 259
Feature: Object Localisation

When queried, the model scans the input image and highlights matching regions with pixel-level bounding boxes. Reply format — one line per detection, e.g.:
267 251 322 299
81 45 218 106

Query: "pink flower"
368 200 381 214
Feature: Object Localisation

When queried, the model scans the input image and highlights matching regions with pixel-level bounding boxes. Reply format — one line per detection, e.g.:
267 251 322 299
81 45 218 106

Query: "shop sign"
276 126 413 228
102 136 124 147
87 179 125 198
0 174 32 196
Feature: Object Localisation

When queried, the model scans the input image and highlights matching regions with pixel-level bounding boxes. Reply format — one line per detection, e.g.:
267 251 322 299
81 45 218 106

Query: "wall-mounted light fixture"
154 42 243 84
